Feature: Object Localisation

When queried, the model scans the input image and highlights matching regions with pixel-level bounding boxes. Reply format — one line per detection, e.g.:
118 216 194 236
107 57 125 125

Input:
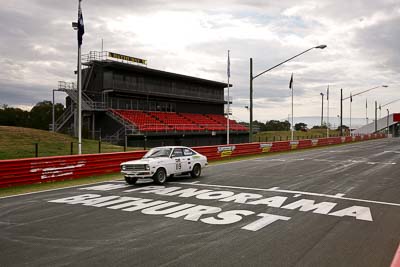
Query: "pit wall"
0 134 386 188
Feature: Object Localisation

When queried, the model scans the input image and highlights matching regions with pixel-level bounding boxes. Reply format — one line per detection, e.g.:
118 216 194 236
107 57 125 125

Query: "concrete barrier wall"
0 134 385 188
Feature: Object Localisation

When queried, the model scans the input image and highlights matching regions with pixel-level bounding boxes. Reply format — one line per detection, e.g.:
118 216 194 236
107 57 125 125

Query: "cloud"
0 0 399 122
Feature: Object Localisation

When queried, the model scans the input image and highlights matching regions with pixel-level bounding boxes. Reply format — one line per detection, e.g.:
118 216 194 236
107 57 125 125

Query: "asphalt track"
1 138 400 267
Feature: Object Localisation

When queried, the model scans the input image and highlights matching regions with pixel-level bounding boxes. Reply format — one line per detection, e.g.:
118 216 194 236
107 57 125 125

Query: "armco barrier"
0 151 146 188
0 134 385 188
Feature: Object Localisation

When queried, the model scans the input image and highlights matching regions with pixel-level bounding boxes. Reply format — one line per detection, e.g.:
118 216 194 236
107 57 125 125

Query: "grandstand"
51 51 248 147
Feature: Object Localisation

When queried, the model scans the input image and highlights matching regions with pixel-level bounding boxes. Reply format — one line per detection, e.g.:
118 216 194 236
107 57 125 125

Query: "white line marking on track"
268 187 280 190
184 181 200 185
0 179 124 200
384 151 400 154
173 182 400 207
334 193 346 197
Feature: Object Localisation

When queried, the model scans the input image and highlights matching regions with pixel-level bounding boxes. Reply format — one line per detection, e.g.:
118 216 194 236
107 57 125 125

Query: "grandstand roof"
92 60 230 88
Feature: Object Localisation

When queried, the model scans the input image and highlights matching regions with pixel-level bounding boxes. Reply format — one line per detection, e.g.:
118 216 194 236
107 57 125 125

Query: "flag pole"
227 50 230 144
349 93 352 136
291 83 294 141
78 42 82 154
77 0 84 154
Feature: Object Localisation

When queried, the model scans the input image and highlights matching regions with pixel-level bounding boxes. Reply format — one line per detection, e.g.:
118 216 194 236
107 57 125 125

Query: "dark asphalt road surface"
1 138 400 267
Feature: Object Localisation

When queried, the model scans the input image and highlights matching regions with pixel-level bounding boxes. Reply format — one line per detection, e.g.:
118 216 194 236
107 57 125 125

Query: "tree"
294 122 307 131
312 124 327 129
0 101 65 130
264 120 290 131
0 106 30 126
30 101 64 130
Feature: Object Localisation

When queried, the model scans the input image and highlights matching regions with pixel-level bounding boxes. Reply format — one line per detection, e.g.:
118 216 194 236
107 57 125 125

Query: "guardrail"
0 134 385 188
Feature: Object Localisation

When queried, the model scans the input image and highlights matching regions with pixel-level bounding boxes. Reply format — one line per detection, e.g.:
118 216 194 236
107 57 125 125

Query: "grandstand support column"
92 113 95 139
124 123 127 151
74 103 77 137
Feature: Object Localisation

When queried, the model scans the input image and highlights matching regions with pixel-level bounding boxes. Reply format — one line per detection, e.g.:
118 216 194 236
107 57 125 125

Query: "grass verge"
0 126 140 160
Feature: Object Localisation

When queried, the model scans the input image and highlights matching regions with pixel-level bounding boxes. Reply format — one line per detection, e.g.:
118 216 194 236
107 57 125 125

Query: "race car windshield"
143 148 172 158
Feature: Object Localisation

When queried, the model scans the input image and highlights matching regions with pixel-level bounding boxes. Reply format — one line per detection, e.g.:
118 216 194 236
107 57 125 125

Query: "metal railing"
82 51 147 66
58 81 106 111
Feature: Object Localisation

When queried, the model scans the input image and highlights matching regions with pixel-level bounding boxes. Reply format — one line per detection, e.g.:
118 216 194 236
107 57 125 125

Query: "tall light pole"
320 92 324 126
381 98 400 109
249 44 327 142
341 85 388 136
326 86 330 137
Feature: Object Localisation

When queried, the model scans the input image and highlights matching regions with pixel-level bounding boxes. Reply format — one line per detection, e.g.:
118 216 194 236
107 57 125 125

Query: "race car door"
171 148 189 173
182 147 196 171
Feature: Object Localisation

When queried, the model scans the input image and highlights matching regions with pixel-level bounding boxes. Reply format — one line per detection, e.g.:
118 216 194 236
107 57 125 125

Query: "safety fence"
0 133 385 188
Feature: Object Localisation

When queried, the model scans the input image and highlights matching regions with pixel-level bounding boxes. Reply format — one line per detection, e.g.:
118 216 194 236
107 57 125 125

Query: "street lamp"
320 92 324 126
249 44 327 142
380 98 400 110
340 85 388 136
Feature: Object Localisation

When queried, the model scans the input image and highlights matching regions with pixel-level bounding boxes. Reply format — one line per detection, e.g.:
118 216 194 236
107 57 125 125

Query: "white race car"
120 146 208 185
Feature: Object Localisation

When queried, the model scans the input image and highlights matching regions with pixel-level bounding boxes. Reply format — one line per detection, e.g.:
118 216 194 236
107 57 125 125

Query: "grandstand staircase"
353 113 398 135
52 79 106 132
104 110 138 144
53 105 74 132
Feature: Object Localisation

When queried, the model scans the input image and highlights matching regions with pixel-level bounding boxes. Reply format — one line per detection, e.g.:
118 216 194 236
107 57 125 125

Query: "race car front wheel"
125 176 138 185
190 164 201 178
153 168 167 185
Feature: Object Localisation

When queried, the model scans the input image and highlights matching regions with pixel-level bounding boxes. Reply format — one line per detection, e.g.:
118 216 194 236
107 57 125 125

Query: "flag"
227 50 230 78
78 0 85 47
289 73 293 89
350 93 352 102
326 85 329 100
366 99 368 109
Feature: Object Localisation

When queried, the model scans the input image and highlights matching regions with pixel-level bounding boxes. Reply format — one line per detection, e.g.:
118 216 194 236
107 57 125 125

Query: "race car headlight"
145 164 150 170
121 165 126 171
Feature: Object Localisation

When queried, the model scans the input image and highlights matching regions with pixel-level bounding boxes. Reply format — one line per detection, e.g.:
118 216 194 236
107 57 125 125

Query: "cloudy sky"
0 0 399 124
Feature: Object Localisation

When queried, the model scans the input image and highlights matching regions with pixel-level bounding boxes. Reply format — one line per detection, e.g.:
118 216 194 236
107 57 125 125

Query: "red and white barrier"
0 134 385 188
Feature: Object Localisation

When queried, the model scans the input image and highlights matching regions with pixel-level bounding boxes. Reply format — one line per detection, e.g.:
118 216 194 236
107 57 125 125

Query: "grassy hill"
0 126 341 160
0 126 139 160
